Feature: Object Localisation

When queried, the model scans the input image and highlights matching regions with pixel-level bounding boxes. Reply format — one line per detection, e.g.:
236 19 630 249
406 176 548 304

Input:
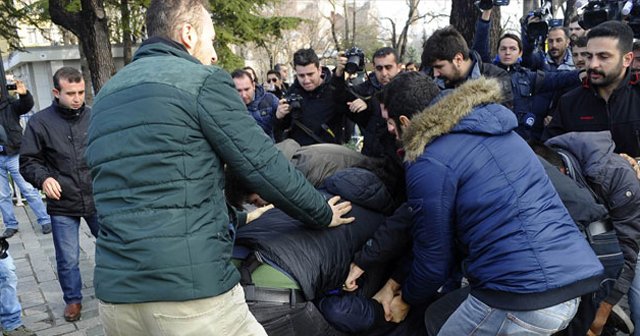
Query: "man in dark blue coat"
387 76 603 335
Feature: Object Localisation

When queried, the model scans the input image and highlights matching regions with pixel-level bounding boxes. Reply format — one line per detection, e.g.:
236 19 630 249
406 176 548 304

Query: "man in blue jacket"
385 76 604 335
232 69 282 141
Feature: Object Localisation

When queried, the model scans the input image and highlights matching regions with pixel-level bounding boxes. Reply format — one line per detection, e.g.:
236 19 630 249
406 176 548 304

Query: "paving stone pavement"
1 204 104 336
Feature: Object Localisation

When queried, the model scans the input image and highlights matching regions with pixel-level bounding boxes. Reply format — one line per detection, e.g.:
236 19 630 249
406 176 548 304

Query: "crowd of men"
1 0 640 335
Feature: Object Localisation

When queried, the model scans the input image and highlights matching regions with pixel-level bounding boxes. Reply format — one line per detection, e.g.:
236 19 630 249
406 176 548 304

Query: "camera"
0 238 8 259
623 0 640 38
6 83 17 91
284 93 303 112
579 0 619 29
475 0 510 10
527 0 553 40
344 47 365 74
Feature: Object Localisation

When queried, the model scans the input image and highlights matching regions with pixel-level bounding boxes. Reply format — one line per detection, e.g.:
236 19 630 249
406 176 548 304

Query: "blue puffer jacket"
400 77 603 310
246 85 279 140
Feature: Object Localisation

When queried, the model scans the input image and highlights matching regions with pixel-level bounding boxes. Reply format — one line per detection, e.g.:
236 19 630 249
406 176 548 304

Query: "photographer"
521 9 575 71
334 47 402 162
473 6 582 140
277 48 348 146
264 69 285 99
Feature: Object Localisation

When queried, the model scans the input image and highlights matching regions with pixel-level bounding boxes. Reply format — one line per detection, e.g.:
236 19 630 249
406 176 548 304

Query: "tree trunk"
49 0 115 94
121 0 132 65
488 7 502 60
351 0 356 49
343 0 350 48
565 0 576 25
78 40 94 105
450 0 478 47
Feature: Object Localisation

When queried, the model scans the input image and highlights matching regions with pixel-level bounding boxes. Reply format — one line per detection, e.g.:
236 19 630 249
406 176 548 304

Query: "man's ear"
52 88 60 99
623 51 634 68
453 53 464 67
179 23 198 52
399 115 411 128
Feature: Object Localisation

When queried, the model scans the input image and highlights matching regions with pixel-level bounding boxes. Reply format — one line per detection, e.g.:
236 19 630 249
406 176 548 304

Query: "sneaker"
41 223 52 234
1 228 18 238
2 325 36 336
607 303 634 334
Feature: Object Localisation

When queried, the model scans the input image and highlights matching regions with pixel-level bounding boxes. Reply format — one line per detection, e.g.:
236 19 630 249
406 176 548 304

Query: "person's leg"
5 155 50 228
0 253 23 331
424 287 470 336
101 284 267 336
0 156 20 234
437 294 579 336
83 213 100 238
50 215 82 305
628 253 640 335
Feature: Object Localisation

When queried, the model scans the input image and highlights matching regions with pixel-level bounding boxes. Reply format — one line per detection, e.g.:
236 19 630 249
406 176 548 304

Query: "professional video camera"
622 0 640 37
527 0 554 40
475 0 510 11
580 0 620 29
344 47 365 74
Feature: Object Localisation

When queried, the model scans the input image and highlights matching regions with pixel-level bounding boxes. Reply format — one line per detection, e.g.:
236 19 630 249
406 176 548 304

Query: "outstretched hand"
328 196 355 227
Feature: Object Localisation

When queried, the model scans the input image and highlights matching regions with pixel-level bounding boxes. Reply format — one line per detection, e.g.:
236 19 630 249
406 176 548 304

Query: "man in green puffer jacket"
85 1 354 335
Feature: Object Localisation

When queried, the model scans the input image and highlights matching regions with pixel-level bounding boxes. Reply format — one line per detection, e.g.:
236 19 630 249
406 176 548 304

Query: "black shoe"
607 303 634 334
41 223 52 234
2 228 18 238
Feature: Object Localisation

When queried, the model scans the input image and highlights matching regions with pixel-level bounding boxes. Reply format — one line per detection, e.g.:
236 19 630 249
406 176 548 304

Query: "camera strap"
291 119 326 144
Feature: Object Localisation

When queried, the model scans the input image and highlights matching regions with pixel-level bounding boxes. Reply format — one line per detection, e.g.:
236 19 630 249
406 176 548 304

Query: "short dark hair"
274 63 288 72
569 15 580 24
373 47 399 63
230 69 252 81
549 26 571 40
293 48 319 68
266 70 281 79
573 35 588 48
528 140 565 169
497 33 523 52
53 67 83 90
146 0 209 41
587 20 634 54
421 26 470 66
243 66 258 83
382 71 440 121
632 40 640 52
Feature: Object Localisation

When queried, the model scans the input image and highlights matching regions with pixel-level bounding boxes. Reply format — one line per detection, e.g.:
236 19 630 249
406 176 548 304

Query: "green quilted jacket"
87 38 332 303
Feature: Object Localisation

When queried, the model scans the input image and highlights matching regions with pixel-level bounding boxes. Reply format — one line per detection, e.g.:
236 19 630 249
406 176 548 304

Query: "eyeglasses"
266 78 279 83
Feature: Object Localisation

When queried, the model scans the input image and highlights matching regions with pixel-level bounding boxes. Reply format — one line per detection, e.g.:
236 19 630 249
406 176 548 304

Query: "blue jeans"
0 253 22 330
438 294 579 336
51 214 99 304
628 252 640 335
0 155 51 229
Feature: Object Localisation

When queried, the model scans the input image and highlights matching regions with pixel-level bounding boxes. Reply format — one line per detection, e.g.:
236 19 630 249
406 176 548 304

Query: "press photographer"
276 48 348 146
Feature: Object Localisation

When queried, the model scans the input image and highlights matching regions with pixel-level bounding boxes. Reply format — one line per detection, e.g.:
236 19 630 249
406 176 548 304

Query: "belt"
587 219 614 237
243 285 306 307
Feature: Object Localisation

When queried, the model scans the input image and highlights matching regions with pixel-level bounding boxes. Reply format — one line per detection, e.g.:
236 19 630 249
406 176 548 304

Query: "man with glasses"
264 70 285 99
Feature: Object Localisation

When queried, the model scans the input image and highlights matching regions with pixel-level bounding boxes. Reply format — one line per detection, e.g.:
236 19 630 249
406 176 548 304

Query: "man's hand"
389 294 410 323
246 204 274 223
588 301 613 336
276 100 290 119
42 177 62 200
481 7 493 20
347 98 367 113
328 196 354 227
620 153 640 180
343 262 364 292
335 53 348 78
15 80 28 95
373 278 402 321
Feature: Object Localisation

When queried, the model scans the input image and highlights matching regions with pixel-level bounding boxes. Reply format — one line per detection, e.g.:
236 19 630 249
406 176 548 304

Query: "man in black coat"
19 67 98 323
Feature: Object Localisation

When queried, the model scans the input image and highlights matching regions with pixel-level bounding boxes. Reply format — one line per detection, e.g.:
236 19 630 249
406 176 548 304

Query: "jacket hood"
545 131 615 176
403 77 514 162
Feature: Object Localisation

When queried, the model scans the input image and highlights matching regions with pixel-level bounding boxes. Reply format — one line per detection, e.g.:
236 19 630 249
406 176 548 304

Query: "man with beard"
569 15 587 43
421 26 513 106
523 24 575 72
571 36 589 71
544 21 640 157
633 40 640 70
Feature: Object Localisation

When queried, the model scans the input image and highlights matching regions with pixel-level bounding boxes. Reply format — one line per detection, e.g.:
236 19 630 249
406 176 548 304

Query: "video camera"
526 0 554 40
475 0 510 11
344 47 365 74
6 83 16 91
578 0 640 37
